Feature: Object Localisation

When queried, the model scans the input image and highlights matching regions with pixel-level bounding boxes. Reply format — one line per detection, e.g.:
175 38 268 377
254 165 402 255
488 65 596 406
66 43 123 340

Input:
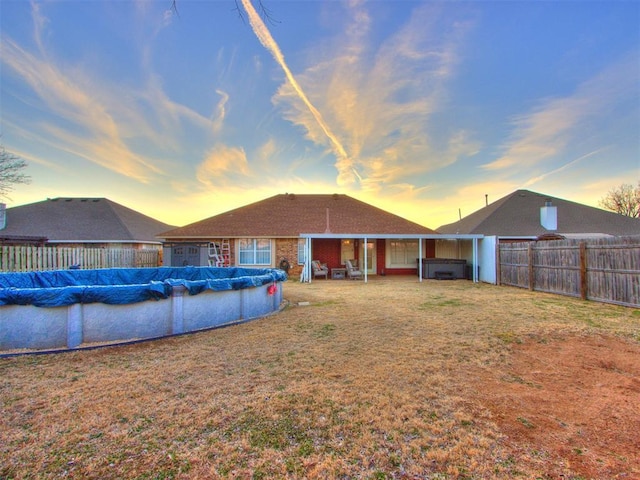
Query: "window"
341 239 355 265
387 239 419 267
238 239 272 265
297 239 307 265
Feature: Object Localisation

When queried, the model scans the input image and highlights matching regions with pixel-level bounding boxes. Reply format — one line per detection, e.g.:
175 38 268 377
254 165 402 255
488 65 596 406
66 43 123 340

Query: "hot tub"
0 266 286 352
418 258 467 279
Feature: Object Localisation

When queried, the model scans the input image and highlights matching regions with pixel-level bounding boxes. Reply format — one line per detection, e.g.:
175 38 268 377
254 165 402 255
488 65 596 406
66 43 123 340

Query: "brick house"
159 193 456 279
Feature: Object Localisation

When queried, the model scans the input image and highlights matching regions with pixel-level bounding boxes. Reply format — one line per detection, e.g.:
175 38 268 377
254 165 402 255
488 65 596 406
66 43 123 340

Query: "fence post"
579 241 587 300
528 242 534 291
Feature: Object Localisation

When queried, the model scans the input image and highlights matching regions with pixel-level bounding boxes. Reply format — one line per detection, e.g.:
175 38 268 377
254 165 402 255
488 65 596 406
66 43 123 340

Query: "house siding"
376 239 385 273
275 238 300 276
312 239 343 270
163 237 438 275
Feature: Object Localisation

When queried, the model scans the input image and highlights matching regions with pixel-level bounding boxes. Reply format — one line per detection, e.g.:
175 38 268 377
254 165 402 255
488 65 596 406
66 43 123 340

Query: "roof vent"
325 208 331 233
540 200 557 231
0 203 6 230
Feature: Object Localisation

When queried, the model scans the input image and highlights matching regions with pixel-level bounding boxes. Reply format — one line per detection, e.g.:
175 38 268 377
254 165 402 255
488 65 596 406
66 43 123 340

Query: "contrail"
521 148 606 188
240 0 354 182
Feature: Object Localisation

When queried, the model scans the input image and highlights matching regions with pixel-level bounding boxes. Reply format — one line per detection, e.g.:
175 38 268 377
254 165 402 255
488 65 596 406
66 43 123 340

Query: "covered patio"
299 233 484 283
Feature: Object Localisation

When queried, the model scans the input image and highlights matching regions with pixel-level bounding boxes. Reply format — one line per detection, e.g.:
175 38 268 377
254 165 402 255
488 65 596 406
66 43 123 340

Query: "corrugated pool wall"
498 236 640 308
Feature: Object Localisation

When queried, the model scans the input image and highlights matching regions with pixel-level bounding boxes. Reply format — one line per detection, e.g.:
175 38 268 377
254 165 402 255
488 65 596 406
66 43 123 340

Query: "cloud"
483 52 639 171
136 80 209 147
193 138 329 194
482 99 586 171
2 142 59 171
196 144 250 188
421 179 520 227
30 1 48 53
133 0 174 34
1 3 224 183
170 173 355 226
256 138 277 162
1 38 164 181
240 0 354 185
211 90 229 135
520 148 607 189
271 2 473 195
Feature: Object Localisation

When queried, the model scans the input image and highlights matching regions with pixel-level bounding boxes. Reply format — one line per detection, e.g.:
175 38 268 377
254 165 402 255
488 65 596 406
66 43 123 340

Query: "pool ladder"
208 240 231 267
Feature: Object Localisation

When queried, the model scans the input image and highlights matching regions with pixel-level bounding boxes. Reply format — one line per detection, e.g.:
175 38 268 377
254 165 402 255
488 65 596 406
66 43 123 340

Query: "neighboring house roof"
437 189 640 237
160 193 437 239
0 198 176 244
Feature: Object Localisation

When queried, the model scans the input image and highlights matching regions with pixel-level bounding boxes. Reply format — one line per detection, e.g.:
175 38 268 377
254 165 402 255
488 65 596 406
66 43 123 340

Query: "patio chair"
345 259 362 280
311 260 329 279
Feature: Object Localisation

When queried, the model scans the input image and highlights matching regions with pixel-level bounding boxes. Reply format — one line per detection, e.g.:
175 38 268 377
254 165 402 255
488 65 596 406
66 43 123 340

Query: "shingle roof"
1 198 176 243
437 189 640 237
160 194 436 238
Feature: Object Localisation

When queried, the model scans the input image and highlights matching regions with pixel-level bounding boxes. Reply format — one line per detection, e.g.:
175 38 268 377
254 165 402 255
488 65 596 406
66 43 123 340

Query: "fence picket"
0 246 160 272
499 236 640 308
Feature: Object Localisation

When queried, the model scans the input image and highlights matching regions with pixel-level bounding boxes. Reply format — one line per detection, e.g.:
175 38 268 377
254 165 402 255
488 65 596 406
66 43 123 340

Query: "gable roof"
437 189 640 237
160 193 437 239
0 198 176 244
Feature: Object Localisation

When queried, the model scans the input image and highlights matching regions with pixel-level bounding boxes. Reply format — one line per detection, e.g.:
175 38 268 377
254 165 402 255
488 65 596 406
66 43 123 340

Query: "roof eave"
46 239 163 245
159 235 301 240
300 233 483 239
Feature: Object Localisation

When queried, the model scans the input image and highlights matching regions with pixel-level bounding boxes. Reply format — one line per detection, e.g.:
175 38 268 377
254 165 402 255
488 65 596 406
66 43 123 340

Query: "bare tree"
0 144 31 199
233 0 279 25
599 181 640 218
168 1 278 25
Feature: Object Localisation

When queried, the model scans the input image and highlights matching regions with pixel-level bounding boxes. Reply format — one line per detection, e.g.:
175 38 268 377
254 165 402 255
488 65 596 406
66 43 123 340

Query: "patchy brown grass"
1 277 639 479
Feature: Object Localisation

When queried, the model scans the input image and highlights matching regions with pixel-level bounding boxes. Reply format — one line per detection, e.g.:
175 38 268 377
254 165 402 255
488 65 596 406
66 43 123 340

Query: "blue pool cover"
0 267 287 307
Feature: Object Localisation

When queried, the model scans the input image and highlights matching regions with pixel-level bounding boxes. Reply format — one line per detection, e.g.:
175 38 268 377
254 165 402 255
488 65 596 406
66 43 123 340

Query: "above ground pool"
0 266 286 352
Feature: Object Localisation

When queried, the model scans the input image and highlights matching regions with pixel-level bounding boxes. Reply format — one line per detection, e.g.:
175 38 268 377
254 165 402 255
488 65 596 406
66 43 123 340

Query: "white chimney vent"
540 200 557 231
0 203 6 230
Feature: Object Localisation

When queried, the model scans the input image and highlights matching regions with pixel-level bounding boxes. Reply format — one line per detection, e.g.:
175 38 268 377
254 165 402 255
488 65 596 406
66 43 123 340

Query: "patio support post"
472 237 478 283
364 237 368 283
305 237 312 283
418 238 423 282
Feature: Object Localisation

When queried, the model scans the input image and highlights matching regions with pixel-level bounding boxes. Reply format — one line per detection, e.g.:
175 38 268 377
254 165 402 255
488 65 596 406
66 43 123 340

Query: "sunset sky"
1 0 638 230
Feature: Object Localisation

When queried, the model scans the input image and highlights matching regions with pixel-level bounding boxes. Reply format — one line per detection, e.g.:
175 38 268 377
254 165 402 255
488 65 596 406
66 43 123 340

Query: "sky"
1 0 638 230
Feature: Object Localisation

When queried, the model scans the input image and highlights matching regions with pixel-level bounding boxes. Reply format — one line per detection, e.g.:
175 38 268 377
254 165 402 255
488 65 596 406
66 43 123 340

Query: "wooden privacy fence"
498 236 640 308
0 246 160 272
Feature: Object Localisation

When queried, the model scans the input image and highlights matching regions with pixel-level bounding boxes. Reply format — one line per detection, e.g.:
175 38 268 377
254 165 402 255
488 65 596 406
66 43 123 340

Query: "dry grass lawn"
1 277 639 479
